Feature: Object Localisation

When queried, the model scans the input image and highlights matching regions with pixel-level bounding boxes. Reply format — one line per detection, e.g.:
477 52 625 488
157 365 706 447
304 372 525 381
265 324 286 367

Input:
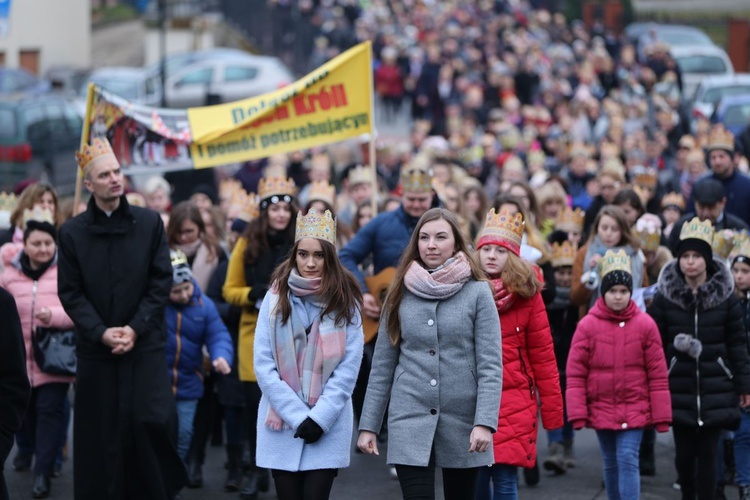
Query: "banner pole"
74 83 95 214
367 41 378 217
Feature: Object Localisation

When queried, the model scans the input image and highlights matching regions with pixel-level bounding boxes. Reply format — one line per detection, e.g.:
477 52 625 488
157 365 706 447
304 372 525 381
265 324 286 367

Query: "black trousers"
242 381 262 468
271 468 338 500
395 464 479 500
22 383 69 476
352 342 374 422
673 424 722 500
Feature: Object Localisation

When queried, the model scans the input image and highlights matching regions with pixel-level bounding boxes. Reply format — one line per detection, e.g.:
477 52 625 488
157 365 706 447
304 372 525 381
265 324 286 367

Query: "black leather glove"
294 417 324 444
248 284 269 301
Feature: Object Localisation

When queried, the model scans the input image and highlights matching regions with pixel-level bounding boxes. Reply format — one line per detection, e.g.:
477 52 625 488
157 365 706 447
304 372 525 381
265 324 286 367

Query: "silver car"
691 73 750 123
670 45 734 101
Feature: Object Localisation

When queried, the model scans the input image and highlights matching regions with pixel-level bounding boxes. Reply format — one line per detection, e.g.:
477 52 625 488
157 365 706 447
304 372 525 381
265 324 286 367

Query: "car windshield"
676 56 727 74
702 85 750 104
723 103 750 128
88 77 141 100
659 31 713 46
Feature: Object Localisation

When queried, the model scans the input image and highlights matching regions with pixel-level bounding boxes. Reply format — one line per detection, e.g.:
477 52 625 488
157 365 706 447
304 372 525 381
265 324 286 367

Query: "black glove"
294 417 324 444
248 284 269 301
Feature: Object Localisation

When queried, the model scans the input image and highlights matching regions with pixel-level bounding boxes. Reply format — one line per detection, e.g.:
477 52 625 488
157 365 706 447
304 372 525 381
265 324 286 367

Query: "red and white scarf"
404 252 472 300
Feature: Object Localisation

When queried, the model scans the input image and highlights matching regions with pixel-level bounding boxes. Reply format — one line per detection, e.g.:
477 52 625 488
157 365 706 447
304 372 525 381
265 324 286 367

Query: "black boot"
13 450 32 471
32 474 50 499
639 428 656 476
739 485 750 500
715 482 727 500
240 468 259 500
523 462 540 486
224 445 242 492
723 438 736 486
185 454 203 488
257 467 270 493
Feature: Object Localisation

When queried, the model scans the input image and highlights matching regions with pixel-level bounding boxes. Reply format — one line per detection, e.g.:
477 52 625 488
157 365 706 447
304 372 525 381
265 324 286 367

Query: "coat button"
619 322 625 327
427 319 434 326
430 408 437 415
621 423 628 429
430 379 437 386
429 349 436 356
527 454 532 460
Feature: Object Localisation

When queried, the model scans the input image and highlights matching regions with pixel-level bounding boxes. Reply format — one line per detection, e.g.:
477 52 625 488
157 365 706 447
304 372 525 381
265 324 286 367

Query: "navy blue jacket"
165 281 233 400
688 171 750 226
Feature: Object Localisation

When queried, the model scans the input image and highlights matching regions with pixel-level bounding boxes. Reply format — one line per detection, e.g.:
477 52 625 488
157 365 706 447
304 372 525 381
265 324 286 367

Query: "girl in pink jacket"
566 249 671 500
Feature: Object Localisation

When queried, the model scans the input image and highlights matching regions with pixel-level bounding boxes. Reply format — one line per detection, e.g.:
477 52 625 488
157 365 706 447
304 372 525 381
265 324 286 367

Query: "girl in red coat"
475 209 564 499
566 249 671 500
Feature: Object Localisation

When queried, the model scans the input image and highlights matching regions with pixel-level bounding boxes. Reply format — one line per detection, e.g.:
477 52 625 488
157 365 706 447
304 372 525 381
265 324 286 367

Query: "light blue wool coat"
254 292 364 472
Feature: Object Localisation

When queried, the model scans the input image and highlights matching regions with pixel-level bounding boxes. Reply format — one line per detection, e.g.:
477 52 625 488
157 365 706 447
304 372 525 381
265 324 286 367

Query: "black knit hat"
600 269 633 295
676 238 713 266
24 220 56 242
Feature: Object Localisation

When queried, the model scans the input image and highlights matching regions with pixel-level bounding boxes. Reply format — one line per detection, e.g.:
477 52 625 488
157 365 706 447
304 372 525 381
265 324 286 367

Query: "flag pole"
74 83 95 214
367 41 378 217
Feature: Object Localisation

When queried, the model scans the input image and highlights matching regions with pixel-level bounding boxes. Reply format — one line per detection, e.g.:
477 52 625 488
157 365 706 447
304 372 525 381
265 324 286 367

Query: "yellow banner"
187 41 373 168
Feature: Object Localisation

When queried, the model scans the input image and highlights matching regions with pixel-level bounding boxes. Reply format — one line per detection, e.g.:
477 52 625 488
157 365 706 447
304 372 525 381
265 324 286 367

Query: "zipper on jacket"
171 312 182 395
695 308 703 427
28 280 38 386
718 357 734 380
667 357 677 376
518 347 535 399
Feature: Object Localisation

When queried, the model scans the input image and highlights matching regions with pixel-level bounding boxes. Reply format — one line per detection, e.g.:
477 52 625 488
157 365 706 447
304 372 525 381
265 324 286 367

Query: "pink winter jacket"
566 298 671 431
0 248 75 388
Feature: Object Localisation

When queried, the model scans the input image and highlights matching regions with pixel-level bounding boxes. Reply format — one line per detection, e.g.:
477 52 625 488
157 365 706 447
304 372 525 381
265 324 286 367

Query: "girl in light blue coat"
254 208 363 500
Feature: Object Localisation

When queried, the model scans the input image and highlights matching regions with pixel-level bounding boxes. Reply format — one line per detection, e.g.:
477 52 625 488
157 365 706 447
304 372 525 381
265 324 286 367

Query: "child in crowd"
660 192 685 239
567 250 672 500
165 250 233 462
732 237 750 500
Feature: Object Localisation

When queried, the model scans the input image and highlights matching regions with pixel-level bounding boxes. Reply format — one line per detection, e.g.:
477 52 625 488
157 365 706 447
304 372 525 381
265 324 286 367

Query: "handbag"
33 327 77 376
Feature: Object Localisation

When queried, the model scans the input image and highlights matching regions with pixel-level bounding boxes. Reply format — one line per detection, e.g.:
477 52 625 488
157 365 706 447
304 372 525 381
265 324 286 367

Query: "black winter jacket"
648 258 750 429
58 196 172 358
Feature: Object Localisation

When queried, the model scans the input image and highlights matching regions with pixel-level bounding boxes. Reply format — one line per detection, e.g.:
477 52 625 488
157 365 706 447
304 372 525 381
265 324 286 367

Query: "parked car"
0 94 82 196
0 68 51 95
163 55 294 108
633 24 715 63
77 67 162 113
690 74 750 123
711 94 750 136
146 48 263 80
670 45 734 100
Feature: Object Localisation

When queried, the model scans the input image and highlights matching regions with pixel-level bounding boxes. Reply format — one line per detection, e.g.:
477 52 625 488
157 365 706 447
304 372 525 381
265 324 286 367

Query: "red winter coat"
492 292 564 468
566 298 672 431
374 64 405 97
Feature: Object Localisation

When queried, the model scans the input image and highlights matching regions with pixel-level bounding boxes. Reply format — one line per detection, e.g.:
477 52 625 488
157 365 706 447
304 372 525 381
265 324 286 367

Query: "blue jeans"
176 399 198 461
735 410 750 486
547 421 574 444
596 429 643 500
475 464 517 500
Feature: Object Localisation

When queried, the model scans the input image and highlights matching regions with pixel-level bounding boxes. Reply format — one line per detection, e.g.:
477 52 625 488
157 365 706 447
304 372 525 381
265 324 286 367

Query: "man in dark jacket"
0 287 30 500
57 138 186 500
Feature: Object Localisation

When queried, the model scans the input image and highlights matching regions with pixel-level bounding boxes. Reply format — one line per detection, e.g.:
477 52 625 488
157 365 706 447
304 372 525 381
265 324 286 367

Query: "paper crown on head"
219 179 243 202
633 224 660 252
232 191 259 222
712 229 736 259
400 167 433 193
555 207 584 232
170 249 193 284
258 176 296 206
0 192 17 212
599 249 631 279
550 241 576 268
661 192 686 211
348 165 372 186
733 231 750 259
633 168 658 189
477 209 525 256
23 207 54 227
706 126 735 153
569 142 592 158
295 208 336 245
526 149 546 165
679 217 714 246
75 137 116 171
307 180 336 207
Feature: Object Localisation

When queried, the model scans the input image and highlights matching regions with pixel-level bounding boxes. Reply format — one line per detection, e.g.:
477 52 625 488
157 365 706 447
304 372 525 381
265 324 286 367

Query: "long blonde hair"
384 208 486 346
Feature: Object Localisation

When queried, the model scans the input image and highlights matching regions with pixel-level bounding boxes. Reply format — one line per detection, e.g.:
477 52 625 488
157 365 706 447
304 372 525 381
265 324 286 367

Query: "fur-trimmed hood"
658 257 734 310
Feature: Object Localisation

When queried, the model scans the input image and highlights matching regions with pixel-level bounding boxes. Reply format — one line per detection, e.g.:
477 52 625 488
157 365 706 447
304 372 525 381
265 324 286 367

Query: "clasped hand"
101 326 137 355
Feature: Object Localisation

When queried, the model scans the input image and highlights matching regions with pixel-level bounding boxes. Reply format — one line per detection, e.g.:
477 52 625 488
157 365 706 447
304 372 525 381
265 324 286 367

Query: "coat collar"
658 257 734 310
81 195 135 235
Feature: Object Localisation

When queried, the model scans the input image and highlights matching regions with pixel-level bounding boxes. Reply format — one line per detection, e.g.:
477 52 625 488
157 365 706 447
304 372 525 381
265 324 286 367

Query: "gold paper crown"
661 192 686 211
733 230 750 259
0 192 17 212
295 208 336 245
599 249 631 278
707 126 735 152
170 248 189 267
234 191 260 222
348 165 372 186
478 209 524 254
219 179 243 202
22 207 54 227
633 168 658 189
633 225 661 252
526 150 546 165
569 142 592 158
307 180 336 207
679 217 714 246
258 176 296 202
555 207 584 232
550 241 576 267
75 137 116 171
712 229 736 259
400 167 433 193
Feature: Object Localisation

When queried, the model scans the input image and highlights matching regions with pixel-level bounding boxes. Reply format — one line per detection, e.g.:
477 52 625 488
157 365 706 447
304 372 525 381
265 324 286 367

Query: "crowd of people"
2 1 750 500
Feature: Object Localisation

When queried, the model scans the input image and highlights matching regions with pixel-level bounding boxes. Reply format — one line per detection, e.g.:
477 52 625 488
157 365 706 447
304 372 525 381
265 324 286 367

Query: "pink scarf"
404 252 472 300
265 269 347 431
490 278 516 313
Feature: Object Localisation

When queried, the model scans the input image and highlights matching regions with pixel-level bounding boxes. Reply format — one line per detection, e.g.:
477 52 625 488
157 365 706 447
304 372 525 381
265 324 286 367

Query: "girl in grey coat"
358 208 503 500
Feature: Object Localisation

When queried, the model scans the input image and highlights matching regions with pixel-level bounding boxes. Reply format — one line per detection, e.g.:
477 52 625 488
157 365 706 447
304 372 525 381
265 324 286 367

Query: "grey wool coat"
359 279 503 468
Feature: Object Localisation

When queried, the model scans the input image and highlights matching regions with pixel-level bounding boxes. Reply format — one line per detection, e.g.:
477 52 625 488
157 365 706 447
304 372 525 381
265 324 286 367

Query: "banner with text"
187 41 373 168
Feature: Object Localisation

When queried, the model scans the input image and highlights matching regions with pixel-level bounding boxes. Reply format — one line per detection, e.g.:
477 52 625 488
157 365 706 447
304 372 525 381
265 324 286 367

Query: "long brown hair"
383 208 486 346
11 183 60 227
500 251 543 298
242 202 298 265
269 239 362 326
167 201 222 260
586 205 640 249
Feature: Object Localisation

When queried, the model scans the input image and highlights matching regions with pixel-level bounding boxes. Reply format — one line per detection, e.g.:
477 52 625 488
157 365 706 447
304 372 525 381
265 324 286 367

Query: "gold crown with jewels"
478 209 524 255
295 208 336 245
258 176 296 202
712 229 736 259
555 207 584 232
22 207 55 227
707 126 735 152
75 137 117 171
400 167 433 193
219 179 243 202
0 192 17 212
307 180 336 207
633 168 658 189
599 249 631 278
733 230 750 259
679 217 714 246
633 225 661 252
348 165 373 186
661 192 686 211
232 190 259 222
550 241 576 268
